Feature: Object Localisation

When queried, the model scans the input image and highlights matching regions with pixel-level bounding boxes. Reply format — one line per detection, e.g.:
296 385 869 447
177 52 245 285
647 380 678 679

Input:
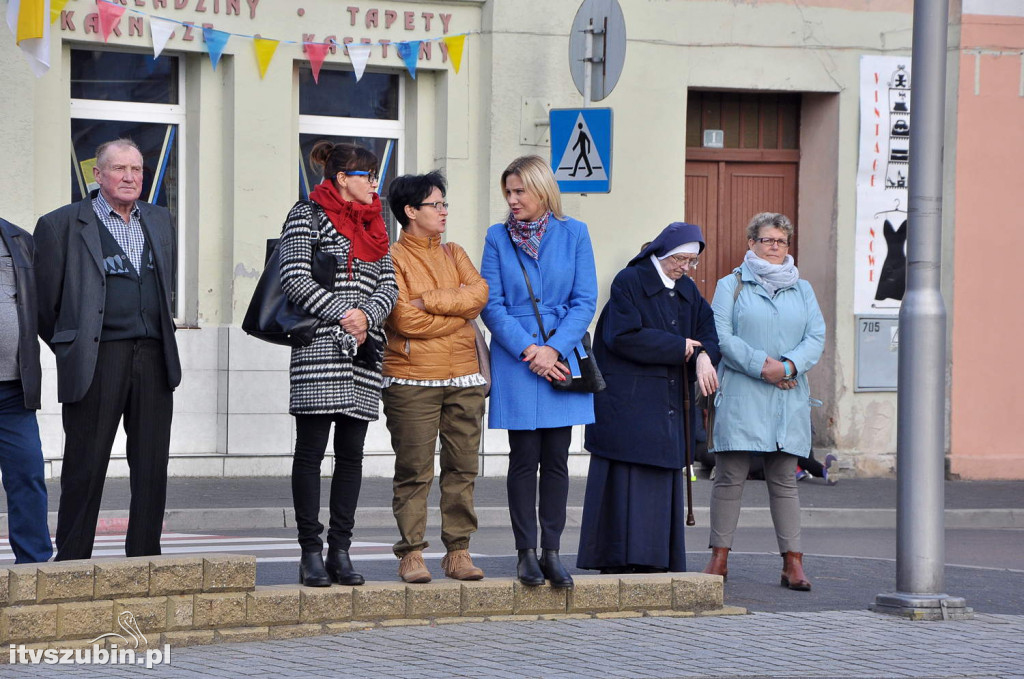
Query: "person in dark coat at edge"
0 218 53 564
577 222 720 574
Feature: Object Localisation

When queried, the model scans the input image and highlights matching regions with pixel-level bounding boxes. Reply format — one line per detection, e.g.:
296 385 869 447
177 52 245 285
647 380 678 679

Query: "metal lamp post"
871 0 972 621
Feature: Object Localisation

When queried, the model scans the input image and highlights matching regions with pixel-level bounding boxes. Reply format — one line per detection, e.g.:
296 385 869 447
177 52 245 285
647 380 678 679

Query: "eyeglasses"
666 254 699 268
344 171 379 184
754 237 790 247
416 201 450 211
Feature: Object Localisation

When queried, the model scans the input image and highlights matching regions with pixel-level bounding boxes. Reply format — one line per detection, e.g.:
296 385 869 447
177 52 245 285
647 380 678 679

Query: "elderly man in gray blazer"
34 138 181 561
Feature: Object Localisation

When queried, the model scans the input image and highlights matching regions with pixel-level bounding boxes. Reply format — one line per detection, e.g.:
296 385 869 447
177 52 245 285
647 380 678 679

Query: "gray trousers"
709 451 801 554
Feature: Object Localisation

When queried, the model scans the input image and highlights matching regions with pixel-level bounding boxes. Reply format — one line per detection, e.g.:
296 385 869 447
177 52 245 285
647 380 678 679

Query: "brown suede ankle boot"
398 550 432 583
441 549 484 581
781 551 811 591
702 547 730 581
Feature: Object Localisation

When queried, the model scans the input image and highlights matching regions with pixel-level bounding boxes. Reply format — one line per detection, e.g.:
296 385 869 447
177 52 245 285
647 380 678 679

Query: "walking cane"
681 357 696 526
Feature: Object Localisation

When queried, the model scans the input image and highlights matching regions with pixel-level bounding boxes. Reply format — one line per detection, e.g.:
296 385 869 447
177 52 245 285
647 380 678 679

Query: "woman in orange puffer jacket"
382 171 489 584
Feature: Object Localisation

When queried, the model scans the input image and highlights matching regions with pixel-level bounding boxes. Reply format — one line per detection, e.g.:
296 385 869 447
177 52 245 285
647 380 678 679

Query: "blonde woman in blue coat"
480 156 598 589
702 212 825 591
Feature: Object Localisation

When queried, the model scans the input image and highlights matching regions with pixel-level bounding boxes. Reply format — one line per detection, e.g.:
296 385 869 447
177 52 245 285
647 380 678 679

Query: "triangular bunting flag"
396 40 420 80
253 37 278 79
50 0 68 23
150 17 175 59
202 26 230 70
15 0 44 41
441 35 465 74
7 0 51 76
96 0 126 42
347 43 371 83
305 42 330 84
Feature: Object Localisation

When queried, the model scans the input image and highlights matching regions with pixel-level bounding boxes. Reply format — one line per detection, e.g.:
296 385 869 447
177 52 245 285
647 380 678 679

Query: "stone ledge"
0 554 253 607
0 554 739 661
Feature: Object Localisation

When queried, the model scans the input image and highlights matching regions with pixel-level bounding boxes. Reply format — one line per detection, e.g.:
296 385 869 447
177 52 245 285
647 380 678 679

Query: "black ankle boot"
516 548 545 586
325 548 364 586
299 551 331 587
539 549 574 589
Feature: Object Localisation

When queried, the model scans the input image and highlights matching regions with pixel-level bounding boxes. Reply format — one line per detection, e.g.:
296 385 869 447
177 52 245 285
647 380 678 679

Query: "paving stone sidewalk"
2 609 1020 678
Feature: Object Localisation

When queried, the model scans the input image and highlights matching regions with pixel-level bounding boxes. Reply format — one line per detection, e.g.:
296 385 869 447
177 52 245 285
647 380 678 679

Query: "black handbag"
506 231 606 394
242 203 338 347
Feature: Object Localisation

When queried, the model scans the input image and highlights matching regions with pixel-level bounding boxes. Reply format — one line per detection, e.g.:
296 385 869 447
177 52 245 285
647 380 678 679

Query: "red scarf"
309 180 390 277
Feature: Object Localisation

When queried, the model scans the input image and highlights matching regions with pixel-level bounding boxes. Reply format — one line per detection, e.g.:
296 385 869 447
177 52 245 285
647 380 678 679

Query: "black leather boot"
539 549 574 589
325 548 365 586
299 551 331 587
516 548 545 586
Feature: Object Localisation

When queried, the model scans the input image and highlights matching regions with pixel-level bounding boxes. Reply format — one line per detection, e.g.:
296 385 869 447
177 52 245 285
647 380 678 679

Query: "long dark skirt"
576 454 687 572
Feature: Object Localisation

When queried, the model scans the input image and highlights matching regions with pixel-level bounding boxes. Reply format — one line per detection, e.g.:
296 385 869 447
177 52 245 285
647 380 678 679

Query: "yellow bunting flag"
442 34 466 74
6 0 50 76
50 0 69 23
253 37 279 79
15 0 45 43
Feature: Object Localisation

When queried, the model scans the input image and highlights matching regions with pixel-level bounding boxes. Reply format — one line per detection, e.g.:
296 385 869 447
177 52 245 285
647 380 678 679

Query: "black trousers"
507 426 572 551
292 413 368 552
56 339 173 560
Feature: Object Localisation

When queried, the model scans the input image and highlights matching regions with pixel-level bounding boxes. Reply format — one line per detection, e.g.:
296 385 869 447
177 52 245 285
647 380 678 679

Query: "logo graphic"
90 610 148 648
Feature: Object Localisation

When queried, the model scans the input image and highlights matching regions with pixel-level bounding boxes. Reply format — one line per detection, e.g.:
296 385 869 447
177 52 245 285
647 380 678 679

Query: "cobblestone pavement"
3 610 1021 678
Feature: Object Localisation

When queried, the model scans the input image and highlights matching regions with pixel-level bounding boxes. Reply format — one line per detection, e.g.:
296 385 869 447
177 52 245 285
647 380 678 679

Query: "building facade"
1 0 1020 479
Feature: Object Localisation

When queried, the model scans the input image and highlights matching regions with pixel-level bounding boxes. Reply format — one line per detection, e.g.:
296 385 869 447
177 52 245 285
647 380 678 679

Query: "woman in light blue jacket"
480 155 598 589
702 212 825 591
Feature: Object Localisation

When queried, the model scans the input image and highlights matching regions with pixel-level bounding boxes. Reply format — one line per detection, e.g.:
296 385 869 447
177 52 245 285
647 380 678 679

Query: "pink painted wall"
950 12 1024 478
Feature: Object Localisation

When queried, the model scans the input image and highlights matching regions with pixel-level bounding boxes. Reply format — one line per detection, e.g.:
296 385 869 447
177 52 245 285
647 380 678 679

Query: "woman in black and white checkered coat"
280 141 397 588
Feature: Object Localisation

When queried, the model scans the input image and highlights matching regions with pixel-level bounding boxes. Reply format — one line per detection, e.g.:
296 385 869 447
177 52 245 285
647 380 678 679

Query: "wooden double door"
684 160 798 303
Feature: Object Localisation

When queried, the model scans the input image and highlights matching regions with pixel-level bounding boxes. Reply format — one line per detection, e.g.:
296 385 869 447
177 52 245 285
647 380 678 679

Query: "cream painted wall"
0 31 37 230
478 0 922 474
5 0 999 476
3 0 490 476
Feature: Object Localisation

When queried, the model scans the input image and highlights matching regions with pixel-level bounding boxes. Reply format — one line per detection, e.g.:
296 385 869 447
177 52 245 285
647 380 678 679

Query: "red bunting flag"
96 0 126 42
305 41 330 84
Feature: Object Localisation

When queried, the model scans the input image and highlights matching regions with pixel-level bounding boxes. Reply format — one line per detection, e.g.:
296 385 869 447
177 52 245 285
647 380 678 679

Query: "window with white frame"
298 66 404 240
70 49 186 317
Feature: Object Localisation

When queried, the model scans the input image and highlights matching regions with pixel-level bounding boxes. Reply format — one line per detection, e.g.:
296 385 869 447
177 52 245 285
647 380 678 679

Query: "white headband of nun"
657 241 700 259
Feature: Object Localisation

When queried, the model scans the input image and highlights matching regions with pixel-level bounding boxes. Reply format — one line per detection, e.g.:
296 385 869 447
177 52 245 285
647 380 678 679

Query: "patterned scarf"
744 250 800 297
309 180 390 278
505 211 551 260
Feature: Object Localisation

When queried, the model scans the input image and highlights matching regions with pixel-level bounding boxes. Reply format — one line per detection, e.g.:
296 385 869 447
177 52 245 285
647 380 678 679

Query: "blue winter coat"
480 216 598 430
585 258 720 469
710 262 826 457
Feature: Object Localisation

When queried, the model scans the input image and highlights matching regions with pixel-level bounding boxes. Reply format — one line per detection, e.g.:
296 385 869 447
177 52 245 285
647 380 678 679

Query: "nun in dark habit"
577 222 720 573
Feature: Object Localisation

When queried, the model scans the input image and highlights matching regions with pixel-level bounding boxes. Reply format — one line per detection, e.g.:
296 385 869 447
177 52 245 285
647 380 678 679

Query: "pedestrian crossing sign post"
549 107 612 193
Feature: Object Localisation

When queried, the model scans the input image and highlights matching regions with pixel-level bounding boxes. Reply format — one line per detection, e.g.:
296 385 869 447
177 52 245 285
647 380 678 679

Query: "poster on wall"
854 55 912 315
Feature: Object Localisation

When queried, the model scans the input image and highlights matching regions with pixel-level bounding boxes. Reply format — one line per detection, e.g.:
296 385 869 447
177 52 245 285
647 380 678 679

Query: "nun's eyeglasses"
667 254 699 269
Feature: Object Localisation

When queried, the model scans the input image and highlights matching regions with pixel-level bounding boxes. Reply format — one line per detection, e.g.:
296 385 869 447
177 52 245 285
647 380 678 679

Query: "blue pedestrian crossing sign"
550 108 612 193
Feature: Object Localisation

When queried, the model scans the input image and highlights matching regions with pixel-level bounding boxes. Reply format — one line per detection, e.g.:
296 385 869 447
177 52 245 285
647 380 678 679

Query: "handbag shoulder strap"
731 270 743 326
505 229 551 341
440 242 457 268
300 200 333 291
440 242 465 290
441 242 486 334
302 200 323 242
